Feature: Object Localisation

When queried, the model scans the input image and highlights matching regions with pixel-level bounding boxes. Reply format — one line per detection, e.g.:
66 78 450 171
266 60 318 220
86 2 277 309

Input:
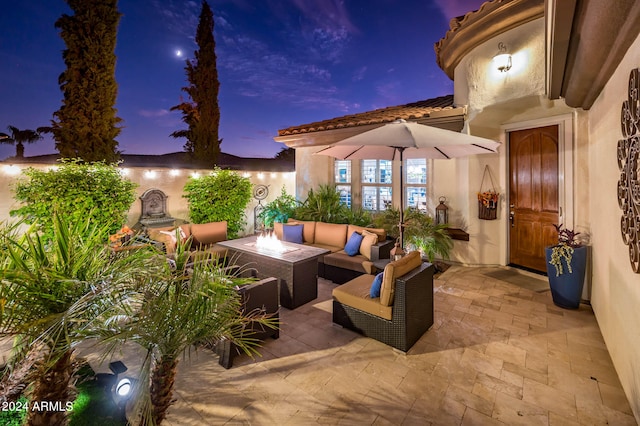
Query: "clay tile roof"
277 94 455 136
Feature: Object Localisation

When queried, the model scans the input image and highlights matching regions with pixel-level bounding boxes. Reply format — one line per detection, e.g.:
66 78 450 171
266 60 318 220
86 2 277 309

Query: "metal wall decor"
253 184 269 233
618 68 640 273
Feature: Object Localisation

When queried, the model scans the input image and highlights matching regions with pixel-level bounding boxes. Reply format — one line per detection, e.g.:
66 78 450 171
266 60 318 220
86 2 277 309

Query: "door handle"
509 209 515 227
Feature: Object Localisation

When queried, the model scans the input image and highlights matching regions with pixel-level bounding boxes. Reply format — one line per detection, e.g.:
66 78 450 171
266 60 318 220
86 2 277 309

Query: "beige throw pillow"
359 229 378 260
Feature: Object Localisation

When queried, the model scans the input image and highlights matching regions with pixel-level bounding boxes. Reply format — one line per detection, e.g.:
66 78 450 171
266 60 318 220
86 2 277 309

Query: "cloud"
352 66 367 82
138 109 171 118
150 0 200 40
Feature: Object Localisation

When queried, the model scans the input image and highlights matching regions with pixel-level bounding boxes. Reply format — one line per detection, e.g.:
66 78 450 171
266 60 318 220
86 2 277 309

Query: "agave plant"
0 214 154 426
96 236 278 425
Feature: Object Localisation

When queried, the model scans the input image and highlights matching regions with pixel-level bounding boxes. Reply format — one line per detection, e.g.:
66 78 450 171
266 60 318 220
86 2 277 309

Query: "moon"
175 49 183 58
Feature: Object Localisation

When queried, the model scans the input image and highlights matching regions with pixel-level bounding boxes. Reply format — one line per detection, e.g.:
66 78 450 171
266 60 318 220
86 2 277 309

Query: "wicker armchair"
332 255 434 352
216 276 280 368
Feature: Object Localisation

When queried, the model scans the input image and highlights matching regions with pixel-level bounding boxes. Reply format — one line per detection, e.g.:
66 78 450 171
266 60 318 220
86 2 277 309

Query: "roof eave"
275 108 466 149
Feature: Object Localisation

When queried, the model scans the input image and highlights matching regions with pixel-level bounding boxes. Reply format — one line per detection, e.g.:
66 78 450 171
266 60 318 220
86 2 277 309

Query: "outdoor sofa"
273 219 394 284
332 251 434 352
146 220 229 260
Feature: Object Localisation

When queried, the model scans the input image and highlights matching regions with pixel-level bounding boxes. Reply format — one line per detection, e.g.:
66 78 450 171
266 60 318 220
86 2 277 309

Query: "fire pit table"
217 235 329 309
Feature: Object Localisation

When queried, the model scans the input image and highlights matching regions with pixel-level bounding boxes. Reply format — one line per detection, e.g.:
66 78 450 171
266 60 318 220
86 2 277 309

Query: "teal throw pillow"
344 232 364 256
370 272 384 298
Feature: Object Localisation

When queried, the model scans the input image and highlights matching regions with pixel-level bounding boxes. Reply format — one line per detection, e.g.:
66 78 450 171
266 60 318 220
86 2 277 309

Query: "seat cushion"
323 251 373 274
188 244 228 263
359 230 379 260
380 251 422 306
148 226 187 254
190 222 227 246
347 225 387 243
309 243 343 253
314 222 348 248
344 232 364 256
332 274 392 321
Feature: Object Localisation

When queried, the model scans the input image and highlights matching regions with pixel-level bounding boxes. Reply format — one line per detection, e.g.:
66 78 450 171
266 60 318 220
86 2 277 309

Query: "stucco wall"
295 146 333 200
0 164 295 237
588 31 640 417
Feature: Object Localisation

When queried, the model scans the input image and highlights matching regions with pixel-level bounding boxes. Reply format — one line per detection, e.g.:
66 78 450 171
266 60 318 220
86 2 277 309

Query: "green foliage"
10 159 137 241
0 214 154 424
0 396 28 426
171 0 221 167
404 209 453 262
53 0 122 162
292 184 372 225
95 244 277 425
259 186 298 228
372 207 453 261
183 168 252 238
69 379 126 425
549 244 574 276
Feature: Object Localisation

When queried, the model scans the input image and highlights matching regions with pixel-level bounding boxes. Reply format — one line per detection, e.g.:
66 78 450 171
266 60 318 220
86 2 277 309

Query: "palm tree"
97 237 277 425
0 214 154 426
3 125 44 158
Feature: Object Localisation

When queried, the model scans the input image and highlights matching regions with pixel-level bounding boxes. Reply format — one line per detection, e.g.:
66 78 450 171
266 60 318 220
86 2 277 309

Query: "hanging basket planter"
477 165 499 220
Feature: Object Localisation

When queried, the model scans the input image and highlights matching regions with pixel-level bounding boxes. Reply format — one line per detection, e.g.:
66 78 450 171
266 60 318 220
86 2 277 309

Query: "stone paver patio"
106 265 637 425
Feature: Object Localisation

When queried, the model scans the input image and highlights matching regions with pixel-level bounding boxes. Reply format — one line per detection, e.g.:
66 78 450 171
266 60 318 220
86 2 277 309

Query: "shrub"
10 159 137 240
183 168 252 238
259 186 298 228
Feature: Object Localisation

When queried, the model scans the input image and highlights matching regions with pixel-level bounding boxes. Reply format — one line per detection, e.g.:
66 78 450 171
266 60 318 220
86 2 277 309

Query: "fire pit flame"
255 231 287 253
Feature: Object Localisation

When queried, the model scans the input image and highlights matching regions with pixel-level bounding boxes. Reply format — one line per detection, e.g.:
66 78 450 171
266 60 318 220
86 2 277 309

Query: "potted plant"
545 224 588 309
372 207 453 264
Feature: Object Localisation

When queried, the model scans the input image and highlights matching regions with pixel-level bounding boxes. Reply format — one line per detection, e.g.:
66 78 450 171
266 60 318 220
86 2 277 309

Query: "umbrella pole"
398 147 405 248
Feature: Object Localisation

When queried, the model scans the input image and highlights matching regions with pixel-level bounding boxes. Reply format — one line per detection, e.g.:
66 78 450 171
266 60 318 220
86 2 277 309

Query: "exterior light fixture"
100 360 136 420
435 196 449 225
493 42 512 73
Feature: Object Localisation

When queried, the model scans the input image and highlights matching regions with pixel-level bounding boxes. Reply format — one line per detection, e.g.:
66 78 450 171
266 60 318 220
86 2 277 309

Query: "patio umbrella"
315 119 500 246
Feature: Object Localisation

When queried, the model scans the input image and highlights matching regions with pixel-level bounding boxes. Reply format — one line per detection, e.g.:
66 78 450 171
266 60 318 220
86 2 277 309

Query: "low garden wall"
0 163 295 237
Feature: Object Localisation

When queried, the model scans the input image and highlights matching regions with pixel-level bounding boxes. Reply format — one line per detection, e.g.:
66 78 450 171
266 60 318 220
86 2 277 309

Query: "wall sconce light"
493 42 512 73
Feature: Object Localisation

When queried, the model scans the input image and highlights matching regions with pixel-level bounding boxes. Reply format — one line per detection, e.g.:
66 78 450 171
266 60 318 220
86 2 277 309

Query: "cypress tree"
52 0 122 163
171 0 221 167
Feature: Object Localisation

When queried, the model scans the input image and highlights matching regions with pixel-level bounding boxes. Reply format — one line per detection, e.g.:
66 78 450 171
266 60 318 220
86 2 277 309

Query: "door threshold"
507 263 547 277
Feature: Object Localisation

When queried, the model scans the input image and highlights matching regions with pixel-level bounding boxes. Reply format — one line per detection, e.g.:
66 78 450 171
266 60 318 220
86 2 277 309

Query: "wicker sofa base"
332 263 434 352
320 262 366 284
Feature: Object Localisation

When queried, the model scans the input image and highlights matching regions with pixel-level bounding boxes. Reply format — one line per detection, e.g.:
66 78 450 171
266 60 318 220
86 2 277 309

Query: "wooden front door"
508 125 559 272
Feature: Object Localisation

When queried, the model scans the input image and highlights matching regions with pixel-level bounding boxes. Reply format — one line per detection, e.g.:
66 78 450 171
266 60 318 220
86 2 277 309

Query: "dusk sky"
1 0 486 161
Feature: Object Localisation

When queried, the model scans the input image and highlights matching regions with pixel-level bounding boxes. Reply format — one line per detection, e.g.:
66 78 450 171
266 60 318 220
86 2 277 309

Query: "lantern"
390 238 405 261
436 196 448 225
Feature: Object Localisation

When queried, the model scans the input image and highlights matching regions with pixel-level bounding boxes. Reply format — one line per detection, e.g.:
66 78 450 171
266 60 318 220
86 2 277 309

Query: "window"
334 160 351 207
362 159 392 211
404 158 427 211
